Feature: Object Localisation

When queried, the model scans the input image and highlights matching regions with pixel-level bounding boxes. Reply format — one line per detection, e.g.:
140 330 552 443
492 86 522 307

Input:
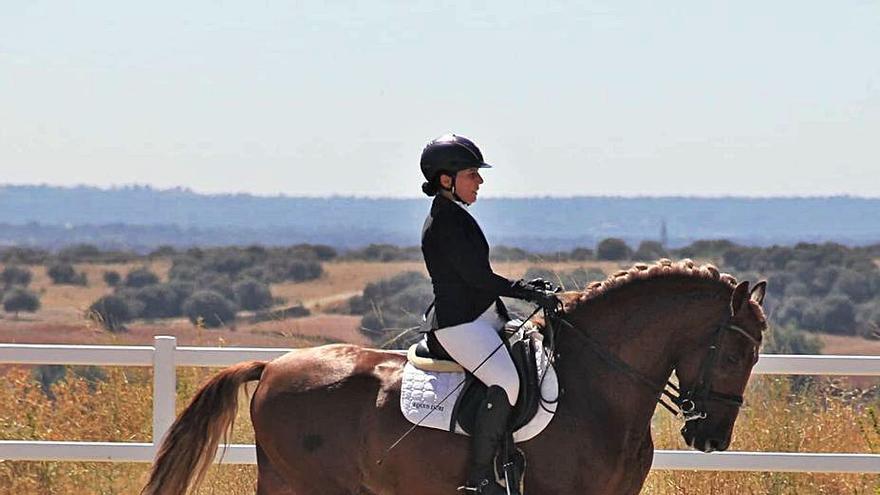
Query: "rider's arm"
438 216 538 300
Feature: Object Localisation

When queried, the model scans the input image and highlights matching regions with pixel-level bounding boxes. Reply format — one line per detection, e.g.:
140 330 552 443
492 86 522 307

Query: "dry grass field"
1 258 879 494
0 368 876 494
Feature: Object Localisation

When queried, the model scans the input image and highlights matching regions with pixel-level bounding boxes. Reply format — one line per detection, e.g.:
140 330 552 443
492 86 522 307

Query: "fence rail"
1 337 879 473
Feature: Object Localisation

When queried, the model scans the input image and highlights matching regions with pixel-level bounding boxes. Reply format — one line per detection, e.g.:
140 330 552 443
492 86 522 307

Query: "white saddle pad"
399 337 559 443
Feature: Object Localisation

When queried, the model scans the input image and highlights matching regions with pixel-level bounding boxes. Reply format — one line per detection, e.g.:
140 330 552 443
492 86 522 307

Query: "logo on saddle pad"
400 333 559 443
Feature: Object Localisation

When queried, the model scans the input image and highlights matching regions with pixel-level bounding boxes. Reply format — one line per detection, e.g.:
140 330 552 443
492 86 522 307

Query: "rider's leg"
462 385 511 494
433 309 518 494
432 311 519 406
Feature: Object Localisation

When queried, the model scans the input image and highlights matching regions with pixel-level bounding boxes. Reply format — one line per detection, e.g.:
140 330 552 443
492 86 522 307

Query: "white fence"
1 336 879 473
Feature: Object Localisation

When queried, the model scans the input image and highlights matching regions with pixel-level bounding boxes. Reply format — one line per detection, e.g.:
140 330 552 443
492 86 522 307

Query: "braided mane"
562 258 738 312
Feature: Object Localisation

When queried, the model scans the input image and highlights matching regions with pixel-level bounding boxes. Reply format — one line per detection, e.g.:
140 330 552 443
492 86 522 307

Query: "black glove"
512 280 560 311
530 290 561 312
527 277 558 292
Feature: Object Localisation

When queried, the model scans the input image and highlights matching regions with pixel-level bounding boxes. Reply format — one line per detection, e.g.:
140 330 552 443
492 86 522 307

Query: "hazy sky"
2 1 878 197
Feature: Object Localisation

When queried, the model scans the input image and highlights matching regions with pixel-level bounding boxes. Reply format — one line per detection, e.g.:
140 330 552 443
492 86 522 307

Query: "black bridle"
663 320 760 422
545 308 760 422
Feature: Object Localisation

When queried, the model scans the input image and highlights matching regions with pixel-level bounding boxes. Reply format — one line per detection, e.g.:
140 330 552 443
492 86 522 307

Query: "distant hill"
1 185 879 251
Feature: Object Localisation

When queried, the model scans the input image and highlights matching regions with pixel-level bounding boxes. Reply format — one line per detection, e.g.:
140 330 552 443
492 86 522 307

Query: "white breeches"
433 306 520 406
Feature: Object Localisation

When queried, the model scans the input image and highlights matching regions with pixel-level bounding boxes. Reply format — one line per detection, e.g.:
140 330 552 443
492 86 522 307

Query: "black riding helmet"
420 133 492 183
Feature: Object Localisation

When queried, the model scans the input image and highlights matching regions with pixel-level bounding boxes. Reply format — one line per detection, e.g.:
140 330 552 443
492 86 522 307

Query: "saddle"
399 321 559 443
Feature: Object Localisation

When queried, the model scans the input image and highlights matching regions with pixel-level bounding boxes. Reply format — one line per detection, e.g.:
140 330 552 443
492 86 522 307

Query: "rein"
545 308 758 422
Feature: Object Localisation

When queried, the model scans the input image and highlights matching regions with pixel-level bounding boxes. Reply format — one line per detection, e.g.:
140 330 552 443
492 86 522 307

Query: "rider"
419 133 559 494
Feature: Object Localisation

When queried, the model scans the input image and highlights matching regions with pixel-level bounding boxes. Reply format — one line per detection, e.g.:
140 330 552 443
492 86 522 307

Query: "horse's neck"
557 283 728 442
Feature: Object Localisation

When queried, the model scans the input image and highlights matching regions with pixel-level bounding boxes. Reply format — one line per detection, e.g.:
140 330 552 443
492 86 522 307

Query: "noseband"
662 321 760 422
547 311 760 422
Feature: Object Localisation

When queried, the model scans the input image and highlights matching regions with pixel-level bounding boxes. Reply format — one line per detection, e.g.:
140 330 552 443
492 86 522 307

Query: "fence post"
152 335 177 450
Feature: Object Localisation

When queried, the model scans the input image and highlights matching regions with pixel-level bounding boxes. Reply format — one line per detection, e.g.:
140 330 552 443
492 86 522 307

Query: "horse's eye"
726 354 741 365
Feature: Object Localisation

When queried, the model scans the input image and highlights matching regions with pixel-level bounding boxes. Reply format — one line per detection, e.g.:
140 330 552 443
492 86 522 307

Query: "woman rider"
419 133 559 494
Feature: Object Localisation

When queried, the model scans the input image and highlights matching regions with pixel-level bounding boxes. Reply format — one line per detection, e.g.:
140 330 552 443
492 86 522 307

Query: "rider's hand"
531 290 560 312
527 278 558 293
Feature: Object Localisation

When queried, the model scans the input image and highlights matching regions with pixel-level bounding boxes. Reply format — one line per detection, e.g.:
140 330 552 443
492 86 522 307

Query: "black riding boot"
460 385 512 495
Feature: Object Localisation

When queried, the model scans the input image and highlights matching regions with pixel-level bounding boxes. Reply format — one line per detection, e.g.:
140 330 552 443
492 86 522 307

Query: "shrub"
124 267 160 288
132 284 187 319
149 245 177 258
815 294 856 335
384 283 434 317
166 246 326 287
762 325 823 355
0 246 51 264
362 272 428 303
47 262 87 286
856 301 880 339
182 290 237 328
233 279 273 311
1 265 32 288
287 244 337 261
632 240 668 261
168 261 199 281
677 239 739 259
813 265 842 292
194 272 236 300
832 269 874 303
787 261 820 293
774 296 812 329
57 243 101 262
721 246 759 272
345 244 421 262
239 266 268 282
568 247 594 261
285 259 324 282
33 365 67 397
2 288 40 317
783 282 810 297
202 250 256 276
596 238 632 261
87 294 135 331
360 282 433 347
266 258 323 283
103 270 121 287
350 272 432 346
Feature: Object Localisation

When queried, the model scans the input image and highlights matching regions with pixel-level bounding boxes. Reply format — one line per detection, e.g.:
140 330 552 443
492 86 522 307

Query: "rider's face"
453 168 483 205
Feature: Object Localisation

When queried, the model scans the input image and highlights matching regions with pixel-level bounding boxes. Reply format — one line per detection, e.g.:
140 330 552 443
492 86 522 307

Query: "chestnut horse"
142 260 768 495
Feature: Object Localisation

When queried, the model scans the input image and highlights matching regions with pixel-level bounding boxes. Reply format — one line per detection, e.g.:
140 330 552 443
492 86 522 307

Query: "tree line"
2 240 879 341
340 241 880 350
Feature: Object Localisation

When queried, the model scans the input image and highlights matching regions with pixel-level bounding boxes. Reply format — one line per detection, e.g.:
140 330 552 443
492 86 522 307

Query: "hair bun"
421 181 438 197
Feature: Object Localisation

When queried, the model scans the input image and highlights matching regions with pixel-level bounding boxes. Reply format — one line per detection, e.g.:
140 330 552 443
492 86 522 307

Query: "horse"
142 259 768 495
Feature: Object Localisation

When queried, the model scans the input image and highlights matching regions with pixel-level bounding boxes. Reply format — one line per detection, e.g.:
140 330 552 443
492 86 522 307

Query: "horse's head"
674 280 768 453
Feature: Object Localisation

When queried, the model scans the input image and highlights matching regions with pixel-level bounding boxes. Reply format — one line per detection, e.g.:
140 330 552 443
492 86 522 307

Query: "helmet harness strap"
440 171 469 206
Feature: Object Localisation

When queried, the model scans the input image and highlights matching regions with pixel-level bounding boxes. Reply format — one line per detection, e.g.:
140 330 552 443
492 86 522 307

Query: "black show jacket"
421 195 524 328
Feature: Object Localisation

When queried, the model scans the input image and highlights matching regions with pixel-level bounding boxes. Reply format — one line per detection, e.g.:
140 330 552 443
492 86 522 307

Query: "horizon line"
2 182 880 201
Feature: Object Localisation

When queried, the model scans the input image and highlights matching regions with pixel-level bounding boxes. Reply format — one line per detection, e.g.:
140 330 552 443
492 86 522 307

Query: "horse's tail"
141 360 266 495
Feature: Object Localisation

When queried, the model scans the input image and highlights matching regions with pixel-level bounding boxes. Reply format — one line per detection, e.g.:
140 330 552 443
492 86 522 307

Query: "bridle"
663 319 760 422
545 309 760 422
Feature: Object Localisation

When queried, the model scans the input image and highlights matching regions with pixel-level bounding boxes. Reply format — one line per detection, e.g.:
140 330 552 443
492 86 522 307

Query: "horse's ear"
750 280 767 306
730 281 750 315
